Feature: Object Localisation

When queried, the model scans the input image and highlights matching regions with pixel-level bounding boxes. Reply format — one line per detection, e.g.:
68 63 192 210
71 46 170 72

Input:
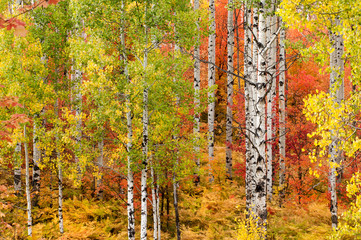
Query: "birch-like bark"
208 0 216 182
193 0 201 178
247 6 258 214
173 172 180 240
226 0 234 180
266 1 277 201
278 19 286 207
32 113 41 206
120 1 135 238
253 0 267 229
151 167 158 240
173 42 181 240
55 99 64 234
24 126 32 236
157 181 161 240
329 18 344 229
14 142 22 194
141 5 149 239
244 1 253 211
72 67 82 183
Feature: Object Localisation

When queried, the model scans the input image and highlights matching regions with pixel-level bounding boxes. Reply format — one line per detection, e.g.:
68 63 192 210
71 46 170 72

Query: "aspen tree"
72 64 82 183
253 0 267 229
173 41 181 240
248 4 258 214
141 3 149 239
14 142 22 194
329 18 344 229
151 166 158 240
266 0 277 201
244 0 252 210
208 0 216 181
278 18 286 207
24 125 32 236
55 99 64 234
226 0 234 180
96 138 104 200
193 0 201 179
121 0 135 238
32 113 41 206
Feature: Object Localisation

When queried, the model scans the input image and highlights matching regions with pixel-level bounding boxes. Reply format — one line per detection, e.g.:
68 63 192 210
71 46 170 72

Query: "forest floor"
6 146 334 239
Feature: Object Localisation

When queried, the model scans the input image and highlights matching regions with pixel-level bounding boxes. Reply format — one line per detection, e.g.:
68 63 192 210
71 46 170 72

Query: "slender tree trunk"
55 99 64 234
208 0 216 182
32 114 41 206
226 0 234 181
266 1 277 201
329 18 344 229
157 181 161 240
72 67 82 183
173 42 181 240
173 173 181 240
24 125 32 236
120 1 135 238
278 18 286 207
193 0 201 181
97 138 104 200
141 5 149 239
247 5 258 215
151 167 158 240
14 142 22 195
244 1 252 212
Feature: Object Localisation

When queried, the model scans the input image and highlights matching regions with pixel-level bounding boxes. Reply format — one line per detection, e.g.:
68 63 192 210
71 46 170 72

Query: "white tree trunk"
14 142 22 194
121 1 135 238
278 18 286 207
208 0 216 182
244 1 253 211
55 99 64 234
72 67 82 182
247 6 258 214
173 42 181 240
193 0 201 178
141 6 149 238
266 1 277 201
24 125 32 236
329 18 344 229
33 114 41 206
157 181 161 240
226 0 234 180
151 167 158 240
253 0 267 230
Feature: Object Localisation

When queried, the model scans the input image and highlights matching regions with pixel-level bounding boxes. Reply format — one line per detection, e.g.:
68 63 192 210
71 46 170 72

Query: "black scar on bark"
255 181 264 193
331 215 338 225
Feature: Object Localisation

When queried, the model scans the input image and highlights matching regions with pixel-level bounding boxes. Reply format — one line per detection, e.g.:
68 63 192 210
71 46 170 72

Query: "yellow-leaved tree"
279 0 361 235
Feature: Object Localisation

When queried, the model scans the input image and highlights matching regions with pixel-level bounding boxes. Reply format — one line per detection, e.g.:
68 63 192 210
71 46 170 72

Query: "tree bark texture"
55 99 64 234
32 114 41 207
329 18 344 229
226 0 234 180
278 18 286 207
193 0 201 177
24 126 32 236
208 0 216 182
14 142 22 194
141 7 149 238
253 0 267 229
266 1 277 201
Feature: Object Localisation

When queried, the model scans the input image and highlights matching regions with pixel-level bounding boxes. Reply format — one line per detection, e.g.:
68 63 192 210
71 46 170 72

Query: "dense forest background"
0 0 361 239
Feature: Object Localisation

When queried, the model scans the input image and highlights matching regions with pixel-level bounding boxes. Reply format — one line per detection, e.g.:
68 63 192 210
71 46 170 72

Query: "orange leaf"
14 25 27 37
